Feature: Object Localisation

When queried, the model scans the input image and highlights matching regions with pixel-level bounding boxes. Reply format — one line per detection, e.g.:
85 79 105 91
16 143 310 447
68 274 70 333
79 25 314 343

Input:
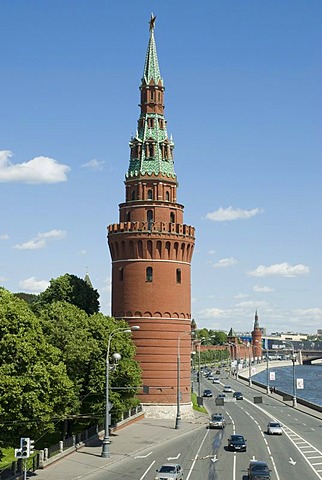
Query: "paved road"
33 373 322 480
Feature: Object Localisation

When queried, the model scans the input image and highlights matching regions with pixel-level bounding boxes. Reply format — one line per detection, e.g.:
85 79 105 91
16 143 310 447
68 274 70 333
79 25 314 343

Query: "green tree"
35 274 100 315
13 292 39 305
0 288 78 445
38 301 96 391
38 305 141 423
84 314 142 421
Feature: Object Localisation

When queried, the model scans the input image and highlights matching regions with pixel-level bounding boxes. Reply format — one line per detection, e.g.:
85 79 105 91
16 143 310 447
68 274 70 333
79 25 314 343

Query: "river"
252 363 322 407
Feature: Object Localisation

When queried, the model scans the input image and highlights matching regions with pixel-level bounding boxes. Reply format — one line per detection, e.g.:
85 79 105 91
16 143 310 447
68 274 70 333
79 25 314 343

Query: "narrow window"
131 190 135 200
147 210 153 230
126 212 131 222
119 267 124 281
176 268 181 284
150 90 154 101
170 212 175 223
149 143 154 157
146 267 153 282
166 191 170 201
148 189 153 200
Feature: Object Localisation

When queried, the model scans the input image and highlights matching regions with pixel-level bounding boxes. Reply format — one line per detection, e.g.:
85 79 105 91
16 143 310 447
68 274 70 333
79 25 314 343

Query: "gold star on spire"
149 13 156 32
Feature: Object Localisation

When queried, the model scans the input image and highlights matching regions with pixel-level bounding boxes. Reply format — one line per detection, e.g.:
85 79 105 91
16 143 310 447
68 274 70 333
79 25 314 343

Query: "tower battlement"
108 221 195 237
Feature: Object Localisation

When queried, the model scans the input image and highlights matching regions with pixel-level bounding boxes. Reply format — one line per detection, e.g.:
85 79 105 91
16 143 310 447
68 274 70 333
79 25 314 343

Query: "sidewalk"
32 414 208 480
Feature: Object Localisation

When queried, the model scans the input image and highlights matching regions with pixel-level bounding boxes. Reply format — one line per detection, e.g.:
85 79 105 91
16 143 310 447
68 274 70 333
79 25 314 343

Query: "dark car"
227 434 247 451
203 389 213 397
233 391 243 400
248 460 271 479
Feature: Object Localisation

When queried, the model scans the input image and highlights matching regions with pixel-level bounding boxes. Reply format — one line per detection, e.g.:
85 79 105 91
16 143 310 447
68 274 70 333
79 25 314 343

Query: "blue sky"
1 0 321 334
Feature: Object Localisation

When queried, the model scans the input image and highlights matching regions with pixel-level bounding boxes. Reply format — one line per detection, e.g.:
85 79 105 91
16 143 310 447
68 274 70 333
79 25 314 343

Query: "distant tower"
84 270 93 288
252 310 262 358
107 15 195 416
227 327 239 360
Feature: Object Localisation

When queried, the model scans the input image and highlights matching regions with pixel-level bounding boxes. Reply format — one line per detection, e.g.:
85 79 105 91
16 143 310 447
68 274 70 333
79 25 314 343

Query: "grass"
191 393 207 414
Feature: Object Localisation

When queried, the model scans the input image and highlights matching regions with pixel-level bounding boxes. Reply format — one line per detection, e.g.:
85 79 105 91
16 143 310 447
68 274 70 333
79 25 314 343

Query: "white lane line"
308 457 322 460
267 447 271 455
270 455 280 480
139 460 156 480
233 454 236 480
186 428 210 480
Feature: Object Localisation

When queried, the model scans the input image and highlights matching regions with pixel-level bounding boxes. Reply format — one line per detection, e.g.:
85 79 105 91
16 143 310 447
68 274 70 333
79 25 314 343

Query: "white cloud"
13 229 67 250
253 285 274 293
234 293 249 299
248 262 310 278
198 307 226 319
0 234 9 240
206 206 262 222
19 277 49 293
81 158 105 170
208 250 216 255
236 300 268 309
293 308 322 321
0 150 70 184
0 276 8 282
213 257 238 268
78 249 87 255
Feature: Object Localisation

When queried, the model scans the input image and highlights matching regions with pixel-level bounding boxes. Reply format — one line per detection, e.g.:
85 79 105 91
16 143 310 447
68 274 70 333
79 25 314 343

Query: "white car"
155 463 184 480
213 378 220 384
223 385 233 393
267 421 283 435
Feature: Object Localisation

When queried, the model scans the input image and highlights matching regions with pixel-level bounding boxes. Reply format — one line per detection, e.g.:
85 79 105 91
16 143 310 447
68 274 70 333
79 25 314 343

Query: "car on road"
154 463 183 480
227 434 247 451
212 377 220 384
209 413 226 429
233 391 243 400
248 460 271 479
216 393 226 399
267 421 283 435
203 389 213 397
223 385 233 393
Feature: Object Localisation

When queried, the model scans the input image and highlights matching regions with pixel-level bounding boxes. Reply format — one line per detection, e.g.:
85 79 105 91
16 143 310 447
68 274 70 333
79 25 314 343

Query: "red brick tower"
252 310 262 359
107 15 195 416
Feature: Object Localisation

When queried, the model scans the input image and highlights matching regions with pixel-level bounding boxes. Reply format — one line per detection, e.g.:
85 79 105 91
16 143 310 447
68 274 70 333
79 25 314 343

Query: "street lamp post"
101 325 140 458
248 343 252 387
264 348 270 394
175 331 191 430
283 340 297 408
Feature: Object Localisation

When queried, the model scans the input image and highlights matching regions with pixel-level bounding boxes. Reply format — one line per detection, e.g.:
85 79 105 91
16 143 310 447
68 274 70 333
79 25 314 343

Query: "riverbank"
236 360 322 420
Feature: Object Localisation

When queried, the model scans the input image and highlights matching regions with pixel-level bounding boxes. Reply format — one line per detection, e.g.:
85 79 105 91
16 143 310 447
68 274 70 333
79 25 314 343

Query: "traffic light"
14 448 22 458
29 439 35 456
20 438 30 458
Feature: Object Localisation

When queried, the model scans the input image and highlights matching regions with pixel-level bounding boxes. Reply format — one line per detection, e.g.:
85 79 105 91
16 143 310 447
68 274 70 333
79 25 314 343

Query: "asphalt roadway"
32 415 208 480
32 376 322 480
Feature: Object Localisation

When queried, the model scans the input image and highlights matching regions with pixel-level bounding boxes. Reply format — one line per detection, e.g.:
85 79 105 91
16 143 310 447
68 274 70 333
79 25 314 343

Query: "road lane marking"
270 455 280 480
135 451 153 459
186 427 210 480
139 460 156 480
167 453 181 460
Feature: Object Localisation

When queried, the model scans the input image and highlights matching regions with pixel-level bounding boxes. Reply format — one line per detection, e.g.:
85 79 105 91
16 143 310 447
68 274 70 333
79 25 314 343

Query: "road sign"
297 378 304 389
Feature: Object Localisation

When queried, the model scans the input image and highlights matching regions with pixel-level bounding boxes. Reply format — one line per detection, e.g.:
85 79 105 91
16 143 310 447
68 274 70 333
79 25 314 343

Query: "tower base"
141 402 194 419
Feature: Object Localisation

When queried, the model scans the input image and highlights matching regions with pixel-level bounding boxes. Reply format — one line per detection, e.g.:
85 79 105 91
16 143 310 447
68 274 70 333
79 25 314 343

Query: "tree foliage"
195 328 227 345
35 274 100 315
0 288 78 445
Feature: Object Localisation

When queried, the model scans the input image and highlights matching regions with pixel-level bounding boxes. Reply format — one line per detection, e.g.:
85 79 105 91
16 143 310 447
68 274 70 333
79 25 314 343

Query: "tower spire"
143 13 162 85
127 13 175 179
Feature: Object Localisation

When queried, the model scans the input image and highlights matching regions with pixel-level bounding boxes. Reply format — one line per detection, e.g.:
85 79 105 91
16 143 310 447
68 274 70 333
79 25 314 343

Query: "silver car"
155 463 184 480
267 421 283 435
209 413 226 429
